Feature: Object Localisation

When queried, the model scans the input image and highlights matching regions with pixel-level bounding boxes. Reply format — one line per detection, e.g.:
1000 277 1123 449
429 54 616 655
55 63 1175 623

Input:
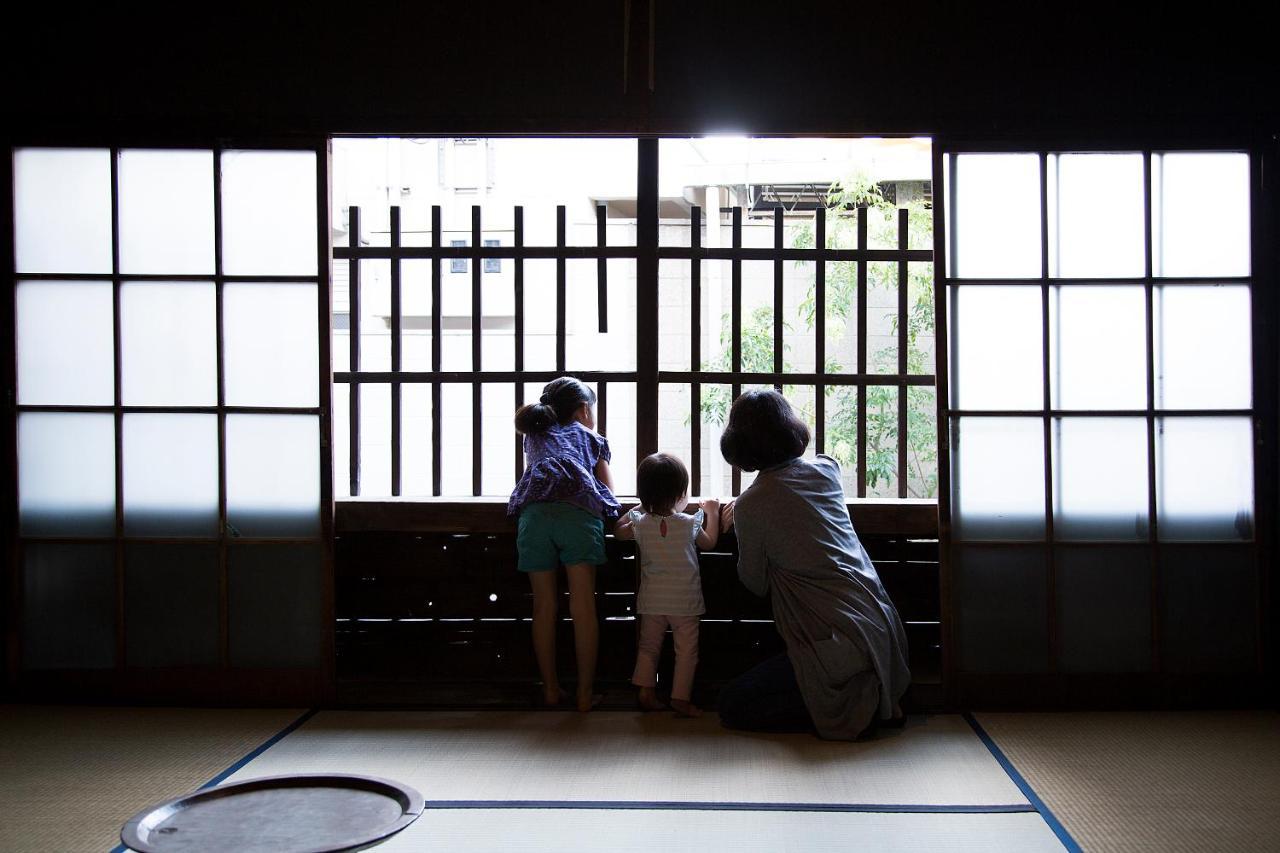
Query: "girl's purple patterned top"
507 422 621 518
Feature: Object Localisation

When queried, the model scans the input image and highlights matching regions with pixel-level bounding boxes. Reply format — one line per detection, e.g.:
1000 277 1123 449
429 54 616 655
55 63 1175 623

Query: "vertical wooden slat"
514 206 525 482
856 207 868 498
1 143 21 684
898 208 909 498
431 206 442 496
472 206 482 497
110 148 125 670
597 204 608 333
690 205 702 491
1248 140 1274 676
347 206 361 498
390 206 402 497
1040 152 1057 674
213 148 229 668
598 380 608 438
815 209 826 455
636 139 659 460
933 145 956 707
315 140 337 699
1143 151 1161 672
731 205 742 496
773 207 784 387
556 205 567 373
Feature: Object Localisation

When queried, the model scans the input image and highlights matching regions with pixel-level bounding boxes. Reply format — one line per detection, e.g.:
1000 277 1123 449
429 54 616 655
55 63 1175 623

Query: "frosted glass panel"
123 415 218 537
1155 285 1251 410
1056 546 1151 672
1053 418 1148 541
953 286 1042 410
121 282 217 405
952 154 1041 278
17 281 115 405
1157 417 1253 541
126 544 219 667
955 546 1048 673
1052 153 1145 278
23 544 117 670
19 413 116 536
953 417 1045 540
223 282 319 407
118 149 215 274
229 545 323 667
226 415 320 537
221 150 318 276
1051 286 1146 409
14 148 112 274
1156 153 1250 277
1161 545 1255 672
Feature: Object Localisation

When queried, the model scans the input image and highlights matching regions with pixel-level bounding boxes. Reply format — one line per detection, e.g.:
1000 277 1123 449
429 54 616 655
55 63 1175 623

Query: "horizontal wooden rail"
335 498 939 538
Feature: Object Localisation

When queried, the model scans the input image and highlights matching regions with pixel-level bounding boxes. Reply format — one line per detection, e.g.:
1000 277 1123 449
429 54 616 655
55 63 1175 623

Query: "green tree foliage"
699 173 938 497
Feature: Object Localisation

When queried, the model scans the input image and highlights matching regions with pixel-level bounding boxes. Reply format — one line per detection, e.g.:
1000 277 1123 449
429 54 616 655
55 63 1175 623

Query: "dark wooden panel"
336 500 938 538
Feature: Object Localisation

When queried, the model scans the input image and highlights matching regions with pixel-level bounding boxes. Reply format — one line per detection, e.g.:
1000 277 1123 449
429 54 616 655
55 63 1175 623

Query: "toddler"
614 452 719 717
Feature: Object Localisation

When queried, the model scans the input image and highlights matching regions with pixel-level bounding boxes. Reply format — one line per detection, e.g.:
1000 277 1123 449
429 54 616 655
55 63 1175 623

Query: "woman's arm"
695 499 719 549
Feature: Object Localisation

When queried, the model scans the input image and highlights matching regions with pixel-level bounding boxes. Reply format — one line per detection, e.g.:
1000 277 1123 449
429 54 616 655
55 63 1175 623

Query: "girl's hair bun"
515 376 597 435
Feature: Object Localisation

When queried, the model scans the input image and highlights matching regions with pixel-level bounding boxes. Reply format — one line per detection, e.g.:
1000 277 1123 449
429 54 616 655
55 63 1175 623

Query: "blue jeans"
717 652 815 734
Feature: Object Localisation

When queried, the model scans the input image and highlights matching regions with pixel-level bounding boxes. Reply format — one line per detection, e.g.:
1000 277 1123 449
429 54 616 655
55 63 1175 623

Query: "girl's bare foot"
636 687 666 711
541 686 569 707
670 698 702 718
577 690 604 712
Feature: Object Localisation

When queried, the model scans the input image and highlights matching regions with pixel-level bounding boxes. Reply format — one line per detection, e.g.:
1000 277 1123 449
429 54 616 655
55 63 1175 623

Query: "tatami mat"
377 808 1065 852
0 704 304 853
976 711 1280 853
222 711 1030 807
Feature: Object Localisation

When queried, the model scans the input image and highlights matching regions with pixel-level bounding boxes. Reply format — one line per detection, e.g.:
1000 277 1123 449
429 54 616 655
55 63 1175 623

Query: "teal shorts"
517 502 606 572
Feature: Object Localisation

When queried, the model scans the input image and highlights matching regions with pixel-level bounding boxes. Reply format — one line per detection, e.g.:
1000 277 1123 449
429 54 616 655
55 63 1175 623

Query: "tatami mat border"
425 800 1036 814
964 713 1081 853
109 708 319 853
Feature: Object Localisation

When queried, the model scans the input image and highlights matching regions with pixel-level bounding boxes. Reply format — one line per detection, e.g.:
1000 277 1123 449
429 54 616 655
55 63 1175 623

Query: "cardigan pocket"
812 632 863 683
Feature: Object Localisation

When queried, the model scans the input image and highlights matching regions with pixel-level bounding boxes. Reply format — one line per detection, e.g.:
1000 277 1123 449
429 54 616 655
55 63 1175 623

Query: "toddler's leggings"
632 613 700 701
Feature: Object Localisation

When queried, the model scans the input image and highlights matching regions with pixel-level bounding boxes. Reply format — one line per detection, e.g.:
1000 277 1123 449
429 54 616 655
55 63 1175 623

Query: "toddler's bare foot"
671 699 702 718
577 690 604 712
636 687 666 711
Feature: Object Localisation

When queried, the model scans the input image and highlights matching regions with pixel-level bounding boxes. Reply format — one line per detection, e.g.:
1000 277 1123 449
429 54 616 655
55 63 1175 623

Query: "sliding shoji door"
8 145 332 701
940 147 1262 698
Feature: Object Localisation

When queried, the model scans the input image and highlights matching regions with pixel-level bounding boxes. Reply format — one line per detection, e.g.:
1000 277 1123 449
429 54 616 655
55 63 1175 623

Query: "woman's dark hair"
514 376 597 435
719 389 810 472
636 452 689 514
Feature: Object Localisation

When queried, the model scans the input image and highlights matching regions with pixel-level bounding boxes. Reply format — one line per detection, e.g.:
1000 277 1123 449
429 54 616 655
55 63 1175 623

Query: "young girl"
508 376 620 712
614 452 719 718
716 389 909 739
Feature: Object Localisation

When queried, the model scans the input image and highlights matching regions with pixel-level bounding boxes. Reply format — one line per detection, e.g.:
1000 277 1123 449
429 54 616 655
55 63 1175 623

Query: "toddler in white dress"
614 452 720 717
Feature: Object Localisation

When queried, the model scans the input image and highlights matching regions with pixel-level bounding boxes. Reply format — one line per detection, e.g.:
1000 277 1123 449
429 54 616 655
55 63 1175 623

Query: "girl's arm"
613 504 637 540
595 456 615 493
695 499 719 549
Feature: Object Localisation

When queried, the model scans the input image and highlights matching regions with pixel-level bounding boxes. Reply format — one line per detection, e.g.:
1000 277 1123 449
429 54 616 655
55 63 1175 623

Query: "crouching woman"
717 390 910 740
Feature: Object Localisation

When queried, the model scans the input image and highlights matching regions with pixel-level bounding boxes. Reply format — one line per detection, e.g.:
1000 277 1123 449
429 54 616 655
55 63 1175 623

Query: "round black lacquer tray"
120 774 424 853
